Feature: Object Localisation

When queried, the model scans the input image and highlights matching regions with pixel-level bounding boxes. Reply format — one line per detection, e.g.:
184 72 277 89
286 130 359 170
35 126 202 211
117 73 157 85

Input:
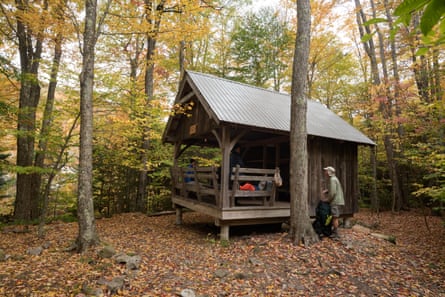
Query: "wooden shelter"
163 71 375 240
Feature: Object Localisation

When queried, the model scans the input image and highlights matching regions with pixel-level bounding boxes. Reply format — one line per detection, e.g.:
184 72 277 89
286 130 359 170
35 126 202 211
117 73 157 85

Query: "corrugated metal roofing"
187 71 375 146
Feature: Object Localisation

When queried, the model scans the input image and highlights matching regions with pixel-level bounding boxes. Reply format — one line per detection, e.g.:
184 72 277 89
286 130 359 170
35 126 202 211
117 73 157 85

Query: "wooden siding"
307 137 358 216
240 137 359 217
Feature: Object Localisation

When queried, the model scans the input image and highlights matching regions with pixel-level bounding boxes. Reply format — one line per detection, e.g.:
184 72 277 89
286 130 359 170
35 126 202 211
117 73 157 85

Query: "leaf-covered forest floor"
0 209 444 297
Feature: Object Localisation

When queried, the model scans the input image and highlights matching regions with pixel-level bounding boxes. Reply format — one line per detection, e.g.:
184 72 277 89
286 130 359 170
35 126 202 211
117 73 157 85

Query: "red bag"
240 183 255 191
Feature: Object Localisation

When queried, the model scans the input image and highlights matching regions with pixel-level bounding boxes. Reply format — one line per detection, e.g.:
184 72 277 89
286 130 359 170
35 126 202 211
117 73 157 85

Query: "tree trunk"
37 24 64 237
13 0 46 221
355 0 407 212
39 114 79 238
289 0 318 246
385 0 409 210
354 0 379 86
370 146 379 212
137 1 165 213
125 35 143 211
408 14 431 102
136 33 157 214
370 0 399 212
431 48 442 102
77 0 99 253
179 40 186 79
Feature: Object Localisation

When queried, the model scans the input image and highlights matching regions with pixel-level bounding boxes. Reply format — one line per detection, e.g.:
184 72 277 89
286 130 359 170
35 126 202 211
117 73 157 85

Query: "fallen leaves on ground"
0 209 444 296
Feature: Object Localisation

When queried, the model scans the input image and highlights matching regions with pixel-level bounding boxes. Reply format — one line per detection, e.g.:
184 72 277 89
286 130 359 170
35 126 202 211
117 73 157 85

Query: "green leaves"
421 0 445 35
394 0 429 25
363 17 387 26
230 7 292 90
394 0 445 36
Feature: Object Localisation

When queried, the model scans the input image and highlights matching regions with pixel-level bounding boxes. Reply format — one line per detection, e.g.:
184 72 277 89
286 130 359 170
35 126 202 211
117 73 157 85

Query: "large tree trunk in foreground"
14 0 45 221
289 0 318 246
77 0 99 253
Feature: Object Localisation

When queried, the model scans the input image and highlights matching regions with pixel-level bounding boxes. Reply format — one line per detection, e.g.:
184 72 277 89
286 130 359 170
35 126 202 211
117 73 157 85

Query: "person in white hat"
323 166 345 238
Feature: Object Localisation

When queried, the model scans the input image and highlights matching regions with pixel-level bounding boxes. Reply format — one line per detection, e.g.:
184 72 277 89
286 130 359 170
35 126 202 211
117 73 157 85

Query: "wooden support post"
230 165 240 207
220 225 229 241
220 127 231 209
343 216 352 228
175 206 183 225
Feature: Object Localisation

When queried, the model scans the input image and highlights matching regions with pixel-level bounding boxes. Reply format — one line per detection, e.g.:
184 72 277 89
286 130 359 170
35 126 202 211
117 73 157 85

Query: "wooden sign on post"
189 124 197 135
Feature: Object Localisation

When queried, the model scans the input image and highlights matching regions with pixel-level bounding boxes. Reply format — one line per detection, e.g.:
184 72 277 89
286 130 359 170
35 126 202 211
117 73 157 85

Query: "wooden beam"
275 143 280 167
178 91 194 104
175 206 183 225
220 127 230 209
220 207 290 220
173 143 180 166
211 129 221 147
175 142 199 160
230 130 247 148
172 196 221 217
244 135 288 148
220 225 229 241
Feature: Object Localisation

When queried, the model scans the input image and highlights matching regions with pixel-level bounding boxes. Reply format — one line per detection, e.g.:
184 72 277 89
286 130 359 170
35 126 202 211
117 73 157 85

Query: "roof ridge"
185 71 325 107
186 70 289 97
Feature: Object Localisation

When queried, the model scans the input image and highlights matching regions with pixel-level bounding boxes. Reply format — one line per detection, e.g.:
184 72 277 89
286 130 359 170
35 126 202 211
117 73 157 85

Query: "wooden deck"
171 165 292 240
172 193 290 240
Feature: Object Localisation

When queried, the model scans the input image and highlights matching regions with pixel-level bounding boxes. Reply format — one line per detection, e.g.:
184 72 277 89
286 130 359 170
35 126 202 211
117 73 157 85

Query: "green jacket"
328 175 345 206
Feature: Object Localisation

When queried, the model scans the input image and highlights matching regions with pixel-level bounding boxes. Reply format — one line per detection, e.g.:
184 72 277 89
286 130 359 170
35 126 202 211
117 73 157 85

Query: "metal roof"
186 71 375 146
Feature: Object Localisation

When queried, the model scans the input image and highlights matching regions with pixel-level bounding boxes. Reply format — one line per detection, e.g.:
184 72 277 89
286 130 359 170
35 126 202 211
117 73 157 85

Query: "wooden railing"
171 166 219 204
171 165 280 208
230 166 279 207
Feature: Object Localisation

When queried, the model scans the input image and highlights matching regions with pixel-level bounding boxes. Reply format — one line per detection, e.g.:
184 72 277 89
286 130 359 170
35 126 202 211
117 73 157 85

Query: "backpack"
312 201 333 237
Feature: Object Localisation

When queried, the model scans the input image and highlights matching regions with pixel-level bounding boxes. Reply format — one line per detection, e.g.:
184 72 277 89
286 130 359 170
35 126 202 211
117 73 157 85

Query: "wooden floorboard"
172 195 290 223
